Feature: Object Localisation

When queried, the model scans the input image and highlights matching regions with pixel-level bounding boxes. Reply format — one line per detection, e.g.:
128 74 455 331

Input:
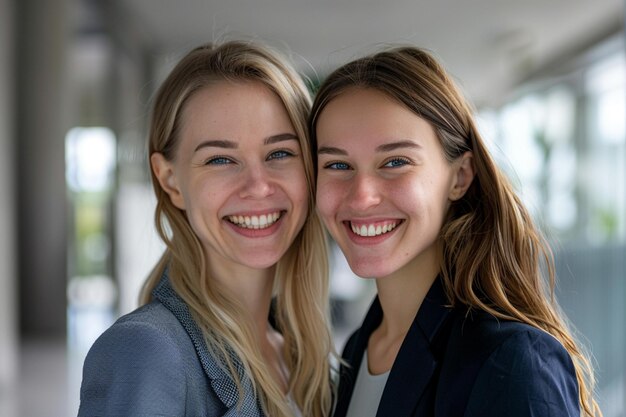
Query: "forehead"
178 80 295 140
316 87 438 149
182 80 286 122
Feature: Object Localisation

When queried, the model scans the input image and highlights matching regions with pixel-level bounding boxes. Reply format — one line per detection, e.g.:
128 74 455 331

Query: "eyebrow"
194 140 237 152
318 140 421 156
194 133 298 152
375 140 422 152
264 133 299 145
318 146 348 156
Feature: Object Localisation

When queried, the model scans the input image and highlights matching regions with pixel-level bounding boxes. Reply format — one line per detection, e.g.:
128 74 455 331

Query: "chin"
244 260 280 270
240 254 282 270
348 258 397 280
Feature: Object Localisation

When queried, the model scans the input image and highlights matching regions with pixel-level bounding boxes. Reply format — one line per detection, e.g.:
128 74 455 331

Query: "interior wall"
0 0 18 414
16 0 71 337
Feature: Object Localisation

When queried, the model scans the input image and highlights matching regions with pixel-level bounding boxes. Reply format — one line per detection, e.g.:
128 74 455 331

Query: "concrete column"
16 0 71 337
0 0 18 414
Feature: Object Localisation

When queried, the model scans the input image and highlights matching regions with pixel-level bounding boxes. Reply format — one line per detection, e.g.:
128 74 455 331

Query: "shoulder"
79 301 221 416
456 314 580 416
470 317 577 385
84 302 193 368
458 313 575 372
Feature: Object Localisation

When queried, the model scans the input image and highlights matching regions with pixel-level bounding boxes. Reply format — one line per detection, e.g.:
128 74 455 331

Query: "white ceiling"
116 0 624 106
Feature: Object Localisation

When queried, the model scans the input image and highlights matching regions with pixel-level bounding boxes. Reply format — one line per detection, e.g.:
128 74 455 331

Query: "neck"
375 273 437 340
206 256 276 336
203 253 288 392
365 248 440 375
375 246 440 338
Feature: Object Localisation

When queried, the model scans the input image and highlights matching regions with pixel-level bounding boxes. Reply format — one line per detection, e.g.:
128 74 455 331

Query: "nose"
238 164 276 199
346 173 382 211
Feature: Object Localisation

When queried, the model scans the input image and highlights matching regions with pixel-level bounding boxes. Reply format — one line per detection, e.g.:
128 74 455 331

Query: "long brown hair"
142 40 334 417
310 46 601 417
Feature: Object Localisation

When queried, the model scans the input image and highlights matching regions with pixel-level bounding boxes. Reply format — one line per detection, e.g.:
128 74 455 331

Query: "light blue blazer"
78 270 264 417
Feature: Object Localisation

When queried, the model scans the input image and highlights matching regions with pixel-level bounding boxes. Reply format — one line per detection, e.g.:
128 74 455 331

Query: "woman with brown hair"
310 46 601 417
79 40 334 417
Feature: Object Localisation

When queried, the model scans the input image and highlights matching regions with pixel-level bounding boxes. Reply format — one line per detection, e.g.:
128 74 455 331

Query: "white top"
345 349 390 417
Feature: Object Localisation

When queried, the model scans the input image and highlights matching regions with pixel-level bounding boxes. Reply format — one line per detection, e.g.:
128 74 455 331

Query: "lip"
224 210 285 238
342 218 404 245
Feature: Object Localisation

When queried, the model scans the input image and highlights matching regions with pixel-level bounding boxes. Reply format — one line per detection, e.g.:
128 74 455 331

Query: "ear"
150 152 186 210
449 151 475 201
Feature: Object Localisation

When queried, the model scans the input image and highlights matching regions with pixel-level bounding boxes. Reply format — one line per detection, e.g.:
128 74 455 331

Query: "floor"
0 338 77 417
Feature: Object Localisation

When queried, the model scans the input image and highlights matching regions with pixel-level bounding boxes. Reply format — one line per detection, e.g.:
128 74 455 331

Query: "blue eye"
324 161 351 170
383 157 411 168
267 150 294 160
206 156 233 165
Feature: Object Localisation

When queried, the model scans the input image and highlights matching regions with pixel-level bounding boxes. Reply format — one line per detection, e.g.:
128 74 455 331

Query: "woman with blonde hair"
79 40 334 417
310 46 601 416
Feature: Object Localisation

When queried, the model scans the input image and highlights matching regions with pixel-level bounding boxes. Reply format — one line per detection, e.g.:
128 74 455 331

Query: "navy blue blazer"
334 279 580 417
78 270 264 417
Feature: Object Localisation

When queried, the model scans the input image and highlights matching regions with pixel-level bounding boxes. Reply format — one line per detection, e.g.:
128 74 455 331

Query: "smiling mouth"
348 220 402 237
227 211 282 229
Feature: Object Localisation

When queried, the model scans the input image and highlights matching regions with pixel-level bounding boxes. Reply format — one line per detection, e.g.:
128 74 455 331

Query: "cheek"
315 192 331 220
415 176 453 221
198 180 219 203
184 177 223 220
288 172 310 219
388 176 420 206
294 186 309 216
315 177 342 218
390 175 448 216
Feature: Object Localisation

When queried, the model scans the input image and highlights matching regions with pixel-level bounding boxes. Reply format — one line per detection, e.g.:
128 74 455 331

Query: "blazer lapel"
334 297 384 417
153 269 263 417
376 278 452 417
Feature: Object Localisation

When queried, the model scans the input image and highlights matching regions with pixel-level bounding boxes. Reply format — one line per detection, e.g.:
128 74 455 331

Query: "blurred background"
0 0 624 416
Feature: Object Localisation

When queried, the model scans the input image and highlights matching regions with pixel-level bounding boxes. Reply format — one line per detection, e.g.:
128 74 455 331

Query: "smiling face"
151 81 308 276
315 88 473 280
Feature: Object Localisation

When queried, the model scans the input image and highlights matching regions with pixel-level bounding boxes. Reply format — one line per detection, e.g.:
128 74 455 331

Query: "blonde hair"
310 46 601 417
142 41 334 417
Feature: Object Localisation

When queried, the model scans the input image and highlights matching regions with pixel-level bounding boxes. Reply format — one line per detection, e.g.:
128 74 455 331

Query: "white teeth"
228 212 281 229
351 221 398 237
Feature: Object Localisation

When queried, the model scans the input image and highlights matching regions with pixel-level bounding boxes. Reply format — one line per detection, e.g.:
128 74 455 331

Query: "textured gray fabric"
78 269 264 416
